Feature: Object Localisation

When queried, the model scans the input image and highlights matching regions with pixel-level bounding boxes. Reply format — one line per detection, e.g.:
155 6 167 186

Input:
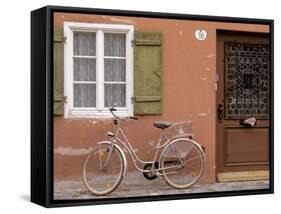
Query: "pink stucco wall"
53 12 269 182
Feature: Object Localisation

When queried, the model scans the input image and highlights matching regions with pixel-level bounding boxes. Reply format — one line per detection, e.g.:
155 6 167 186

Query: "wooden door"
216 31 270 181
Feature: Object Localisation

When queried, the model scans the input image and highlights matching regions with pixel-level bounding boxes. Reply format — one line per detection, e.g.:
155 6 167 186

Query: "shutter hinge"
64 96 67 103
63 36 67 43
131 40 135 47
131 96 136 103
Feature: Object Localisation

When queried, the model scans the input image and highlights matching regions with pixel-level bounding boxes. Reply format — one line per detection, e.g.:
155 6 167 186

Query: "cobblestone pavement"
54 172 269 200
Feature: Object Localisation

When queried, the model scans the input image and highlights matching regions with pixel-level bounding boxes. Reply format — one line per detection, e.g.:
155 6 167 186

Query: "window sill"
65 109 132 119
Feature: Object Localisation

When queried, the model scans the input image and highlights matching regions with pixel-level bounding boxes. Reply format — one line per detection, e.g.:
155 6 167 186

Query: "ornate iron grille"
224 42 270 119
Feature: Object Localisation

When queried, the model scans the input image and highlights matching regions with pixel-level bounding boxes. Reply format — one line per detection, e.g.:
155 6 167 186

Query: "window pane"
104 84 126 107
104 58 126 81
104 33 126 57
74 58 96 81
74 32 96 56
74 83 96 107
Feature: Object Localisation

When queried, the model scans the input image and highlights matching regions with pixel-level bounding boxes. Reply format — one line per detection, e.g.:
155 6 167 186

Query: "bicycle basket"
165 121 193 139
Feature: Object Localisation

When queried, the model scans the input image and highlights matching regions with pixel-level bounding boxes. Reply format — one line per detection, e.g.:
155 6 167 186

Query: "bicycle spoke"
161 139 204 189
83 144 124 195
182 155 202 164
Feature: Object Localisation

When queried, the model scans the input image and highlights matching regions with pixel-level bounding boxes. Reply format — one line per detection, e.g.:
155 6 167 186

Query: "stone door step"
217 170 269 182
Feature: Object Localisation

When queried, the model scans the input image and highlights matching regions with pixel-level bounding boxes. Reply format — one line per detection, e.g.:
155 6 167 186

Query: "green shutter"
133 31 162 114
53 27 64 115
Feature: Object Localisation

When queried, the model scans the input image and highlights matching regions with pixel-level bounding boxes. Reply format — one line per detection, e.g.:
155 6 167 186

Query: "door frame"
215 29 274 182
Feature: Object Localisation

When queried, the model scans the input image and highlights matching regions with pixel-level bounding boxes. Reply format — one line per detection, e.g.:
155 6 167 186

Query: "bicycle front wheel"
160 138 205 189
83 143 125 196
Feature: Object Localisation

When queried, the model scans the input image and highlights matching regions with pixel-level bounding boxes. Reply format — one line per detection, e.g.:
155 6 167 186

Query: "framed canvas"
31 5 274 207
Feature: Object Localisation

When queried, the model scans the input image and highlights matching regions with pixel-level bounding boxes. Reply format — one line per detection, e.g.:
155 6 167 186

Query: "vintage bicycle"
83 107 206 196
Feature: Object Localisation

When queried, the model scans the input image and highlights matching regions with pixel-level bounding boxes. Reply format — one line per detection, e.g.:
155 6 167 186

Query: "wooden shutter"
133 31 162 114
53 27 64 115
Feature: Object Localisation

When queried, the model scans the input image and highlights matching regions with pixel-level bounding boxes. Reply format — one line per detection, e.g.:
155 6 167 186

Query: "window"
64 22 134 118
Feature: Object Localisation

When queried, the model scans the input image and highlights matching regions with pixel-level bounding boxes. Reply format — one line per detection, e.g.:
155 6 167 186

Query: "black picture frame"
31 5 274 207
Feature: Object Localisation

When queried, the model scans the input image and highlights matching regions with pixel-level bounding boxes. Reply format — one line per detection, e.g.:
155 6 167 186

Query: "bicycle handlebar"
109 107 138 121
129 116 138 120
109 107 122 120
109 107 117 112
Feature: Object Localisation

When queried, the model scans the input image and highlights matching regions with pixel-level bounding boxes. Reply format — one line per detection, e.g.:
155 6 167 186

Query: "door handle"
217 104 223 121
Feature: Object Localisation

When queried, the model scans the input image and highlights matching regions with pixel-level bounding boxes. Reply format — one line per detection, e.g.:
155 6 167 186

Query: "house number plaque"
195 29 207 40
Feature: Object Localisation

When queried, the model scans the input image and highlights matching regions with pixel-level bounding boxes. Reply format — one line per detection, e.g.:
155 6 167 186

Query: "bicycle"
83 107 206 196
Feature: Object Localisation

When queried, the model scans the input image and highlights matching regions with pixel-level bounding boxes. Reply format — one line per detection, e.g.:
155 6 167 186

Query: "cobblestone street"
54 171 269 200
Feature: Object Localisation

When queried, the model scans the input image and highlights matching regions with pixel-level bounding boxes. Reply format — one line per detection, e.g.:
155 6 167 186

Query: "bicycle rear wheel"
160 138 205 189
83 143 125 196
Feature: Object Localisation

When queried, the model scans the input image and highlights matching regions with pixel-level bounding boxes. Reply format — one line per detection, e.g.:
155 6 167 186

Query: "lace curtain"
72 32 126 108
104 33 126 107
73 32 96 107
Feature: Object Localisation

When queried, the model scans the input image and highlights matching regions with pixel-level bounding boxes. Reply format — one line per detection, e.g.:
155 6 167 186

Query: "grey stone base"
54 171 269 200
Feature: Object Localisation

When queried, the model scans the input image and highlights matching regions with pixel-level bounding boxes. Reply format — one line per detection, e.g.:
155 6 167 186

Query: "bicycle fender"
97 141 127 177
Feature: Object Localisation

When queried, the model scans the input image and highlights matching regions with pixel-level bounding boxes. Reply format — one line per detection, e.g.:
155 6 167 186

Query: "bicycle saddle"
153 121 172 129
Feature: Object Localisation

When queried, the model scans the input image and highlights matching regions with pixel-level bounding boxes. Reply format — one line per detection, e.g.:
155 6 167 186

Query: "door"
216 31 270 181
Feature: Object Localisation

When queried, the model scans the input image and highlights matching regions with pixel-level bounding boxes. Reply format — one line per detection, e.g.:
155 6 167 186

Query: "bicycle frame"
109 119 172 173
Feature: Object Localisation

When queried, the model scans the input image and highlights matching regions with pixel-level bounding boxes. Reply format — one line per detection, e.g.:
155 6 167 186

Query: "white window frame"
64 22 134 118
